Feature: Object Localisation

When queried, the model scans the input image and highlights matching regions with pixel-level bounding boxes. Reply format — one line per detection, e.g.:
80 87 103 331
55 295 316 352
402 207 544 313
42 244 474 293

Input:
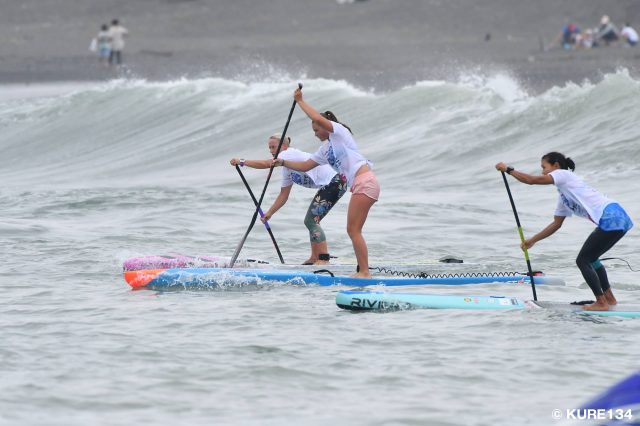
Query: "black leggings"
576 228 625 296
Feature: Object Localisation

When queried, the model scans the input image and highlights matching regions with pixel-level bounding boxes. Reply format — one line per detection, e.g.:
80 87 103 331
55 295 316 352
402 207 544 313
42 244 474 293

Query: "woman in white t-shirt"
496 152 633 311
272 87 380 278
230 133 346 265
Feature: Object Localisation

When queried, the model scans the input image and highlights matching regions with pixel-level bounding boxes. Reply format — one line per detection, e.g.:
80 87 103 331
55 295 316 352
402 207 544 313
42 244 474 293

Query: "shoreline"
2 47 639 95
2 0 639 94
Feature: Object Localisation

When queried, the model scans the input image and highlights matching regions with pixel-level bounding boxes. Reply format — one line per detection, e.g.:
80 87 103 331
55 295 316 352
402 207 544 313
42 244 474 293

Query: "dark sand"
1 0 639 92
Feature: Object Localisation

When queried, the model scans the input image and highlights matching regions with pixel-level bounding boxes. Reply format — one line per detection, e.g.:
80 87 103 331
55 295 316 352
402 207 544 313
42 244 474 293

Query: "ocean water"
1 71 639 426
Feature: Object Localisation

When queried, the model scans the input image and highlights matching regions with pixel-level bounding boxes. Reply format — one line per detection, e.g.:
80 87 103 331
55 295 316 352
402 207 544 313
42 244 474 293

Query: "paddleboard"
579 371 640 417
336 291 526 311
336 290 640 318
122 254 466 271
527 301 640 318
122 255 269 271
123 267 564 289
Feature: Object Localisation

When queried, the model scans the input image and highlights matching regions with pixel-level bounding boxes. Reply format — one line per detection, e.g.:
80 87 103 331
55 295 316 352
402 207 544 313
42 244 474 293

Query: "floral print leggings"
304 174 347 243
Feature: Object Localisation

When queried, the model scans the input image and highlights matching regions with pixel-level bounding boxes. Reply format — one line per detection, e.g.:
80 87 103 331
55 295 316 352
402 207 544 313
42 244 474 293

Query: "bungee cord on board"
600 257 640 272
314 267 539 279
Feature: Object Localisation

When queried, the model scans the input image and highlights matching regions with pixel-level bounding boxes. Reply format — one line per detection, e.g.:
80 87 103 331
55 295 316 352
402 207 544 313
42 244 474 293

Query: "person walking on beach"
96 24 112 66
230 133 347 265
108 19 128 65
272 87 380 278
496 152 633 311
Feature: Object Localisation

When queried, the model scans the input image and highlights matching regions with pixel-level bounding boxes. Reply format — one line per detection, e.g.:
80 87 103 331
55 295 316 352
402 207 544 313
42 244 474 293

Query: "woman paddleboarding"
272 87 380 278
231 133 346 265
496 152 633 311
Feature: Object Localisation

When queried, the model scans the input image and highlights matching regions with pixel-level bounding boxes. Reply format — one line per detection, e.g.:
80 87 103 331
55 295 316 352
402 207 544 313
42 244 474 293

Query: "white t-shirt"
109 25 128 50
550 169 614 224
310 122 371 187
97 30 112 48
277 147 336 188
621 26 639 43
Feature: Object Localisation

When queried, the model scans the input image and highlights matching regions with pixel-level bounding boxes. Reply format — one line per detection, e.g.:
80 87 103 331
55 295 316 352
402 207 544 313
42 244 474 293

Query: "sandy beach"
1 0 639 92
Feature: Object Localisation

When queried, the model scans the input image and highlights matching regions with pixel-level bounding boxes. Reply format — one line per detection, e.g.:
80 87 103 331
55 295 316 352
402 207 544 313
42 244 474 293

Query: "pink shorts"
350 171 380 201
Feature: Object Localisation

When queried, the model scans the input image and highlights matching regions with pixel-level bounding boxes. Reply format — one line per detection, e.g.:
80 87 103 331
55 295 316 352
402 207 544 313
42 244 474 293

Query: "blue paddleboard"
124 267 564 289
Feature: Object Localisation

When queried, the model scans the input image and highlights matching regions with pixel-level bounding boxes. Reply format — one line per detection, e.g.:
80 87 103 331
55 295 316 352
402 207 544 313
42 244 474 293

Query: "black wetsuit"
576 228 625 296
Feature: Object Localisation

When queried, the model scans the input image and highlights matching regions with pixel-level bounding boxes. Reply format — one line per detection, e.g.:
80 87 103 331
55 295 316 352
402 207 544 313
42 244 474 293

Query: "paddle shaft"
235 165 285 263
229 83 302 267
501 171 538 301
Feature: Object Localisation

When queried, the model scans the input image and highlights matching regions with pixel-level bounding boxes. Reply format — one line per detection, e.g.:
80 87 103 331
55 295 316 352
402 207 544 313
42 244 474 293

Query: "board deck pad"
122 254 468 271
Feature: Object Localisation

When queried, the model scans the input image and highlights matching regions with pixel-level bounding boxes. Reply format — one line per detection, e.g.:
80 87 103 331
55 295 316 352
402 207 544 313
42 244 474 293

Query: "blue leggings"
303 174 347 243
576 228 626 296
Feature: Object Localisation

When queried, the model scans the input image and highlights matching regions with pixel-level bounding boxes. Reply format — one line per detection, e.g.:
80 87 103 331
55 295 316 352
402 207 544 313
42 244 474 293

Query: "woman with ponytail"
230 133 346 265
496 152 633 311
273 87 380 278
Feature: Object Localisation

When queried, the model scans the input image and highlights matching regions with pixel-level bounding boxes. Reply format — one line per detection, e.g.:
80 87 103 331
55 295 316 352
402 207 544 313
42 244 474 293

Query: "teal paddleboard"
336 290 640 318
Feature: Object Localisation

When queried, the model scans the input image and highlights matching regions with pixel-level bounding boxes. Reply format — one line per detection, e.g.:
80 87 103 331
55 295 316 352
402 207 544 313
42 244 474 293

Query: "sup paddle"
235 165 285 263
229 83 302 267
500 171 538 301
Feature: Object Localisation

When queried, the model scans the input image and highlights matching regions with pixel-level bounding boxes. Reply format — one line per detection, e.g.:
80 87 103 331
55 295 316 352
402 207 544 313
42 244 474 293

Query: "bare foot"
583 298 609 311
313 260 329 266
302 258 317 265
604 289 617 305
350 272 371 279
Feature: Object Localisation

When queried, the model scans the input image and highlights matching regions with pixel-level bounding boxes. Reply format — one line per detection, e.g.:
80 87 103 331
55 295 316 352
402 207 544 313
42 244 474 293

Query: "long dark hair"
542 152 576 171
321 110 352 134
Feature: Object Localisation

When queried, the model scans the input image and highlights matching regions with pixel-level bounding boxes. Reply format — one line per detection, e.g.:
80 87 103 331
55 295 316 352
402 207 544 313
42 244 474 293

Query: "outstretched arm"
294 87 334 133
272 158 318 172
495 162 554 185
521 215 565 250
230 158 272 169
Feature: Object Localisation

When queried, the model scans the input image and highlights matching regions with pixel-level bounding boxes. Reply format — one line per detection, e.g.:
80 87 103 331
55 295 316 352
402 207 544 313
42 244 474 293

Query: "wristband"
240 159 245 167
506 166 514 175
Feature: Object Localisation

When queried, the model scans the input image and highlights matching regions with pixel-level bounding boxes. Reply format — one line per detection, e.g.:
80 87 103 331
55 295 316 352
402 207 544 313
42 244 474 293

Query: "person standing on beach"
108 19 128 65
230 133 347 265
272 87 380 278
96 24 112 66
496 152 633 311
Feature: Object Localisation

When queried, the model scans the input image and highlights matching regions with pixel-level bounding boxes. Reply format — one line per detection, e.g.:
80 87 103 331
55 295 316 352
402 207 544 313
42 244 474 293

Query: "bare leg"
347 193 375 278
603 288 617 305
